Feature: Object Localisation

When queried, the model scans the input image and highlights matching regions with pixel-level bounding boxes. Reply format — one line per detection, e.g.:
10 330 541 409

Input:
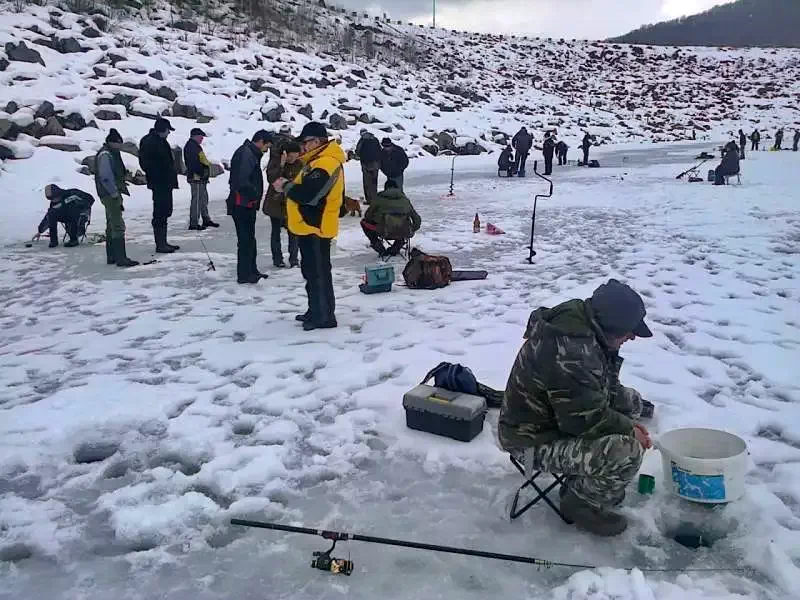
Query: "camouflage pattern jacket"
498 299 643 451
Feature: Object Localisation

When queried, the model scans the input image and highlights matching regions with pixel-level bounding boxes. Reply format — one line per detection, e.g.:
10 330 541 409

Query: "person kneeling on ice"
498 145 515 176
498 279 654 537
713 141 740 186
33 184 94 248
360 179 422 258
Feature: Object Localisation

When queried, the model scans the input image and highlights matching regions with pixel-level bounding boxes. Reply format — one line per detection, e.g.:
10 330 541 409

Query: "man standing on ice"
355 129 381 204
750 129 760 151
184 128 219 231
793 129 799 152
139 117 180 254
512 127 533 177
542 132 556 176
228 130 272 284
274 122 346 331
581 132 593 166
499 279 654 537
738 129 747 160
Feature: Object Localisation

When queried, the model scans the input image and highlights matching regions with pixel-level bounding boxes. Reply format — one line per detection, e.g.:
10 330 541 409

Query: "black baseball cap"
190 128 207 137
154 117 174 133
590 279 653 338
297 122 328 142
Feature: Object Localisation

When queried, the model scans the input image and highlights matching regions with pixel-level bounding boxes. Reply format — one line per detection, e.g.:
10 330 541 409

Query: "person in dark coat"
360 179 422 258
498 145 515 176
512 127 533 177
556 140 568 166
184 127 218 230
33 184 94 248
379 138 409 191
581 132 593 166
139 117 179 253
750 130 760 151
713 141 740 185
774 128 784 151
738 129 747 160
95 128 138 267
228 130 272 284
793 130 799 152
542 132 556 176
355 130 381 204
263 141 303 268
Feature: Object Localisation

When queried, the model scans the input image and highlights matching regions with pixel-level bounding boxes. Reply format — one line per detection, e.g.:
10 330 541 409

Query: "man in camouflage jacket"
499 279 654 536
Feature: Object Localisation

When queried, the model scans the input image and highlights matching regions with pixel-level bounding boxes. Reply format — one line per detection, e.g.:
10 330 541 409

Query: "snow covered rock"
73 441 119 464
298 104 313 120
172 101 198 119
0 138 35 159
5 42 44 66
42 117 64 137
54 37 84 54
329 113 348 130
95 109 122 121
173 20 198 33
61 112 87 131
34 101 55 121
0 119 17 140
82 27 101 39
261 102 285 122
153 85 176 102
38 136 81 152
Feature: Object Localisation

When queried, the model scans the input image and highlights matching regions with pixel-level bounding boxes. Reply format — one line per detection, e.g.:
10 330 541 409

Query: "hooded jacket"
286 141 347 238
498 299 642 451
37 188 94 233
512 129 533 153
363 187 422 238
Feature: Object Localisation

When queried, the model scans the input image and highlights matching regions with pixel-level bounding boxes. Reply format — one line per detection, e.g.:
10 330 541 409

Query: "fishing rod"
675 158 709 180
230 519 751 576
527 160 553 264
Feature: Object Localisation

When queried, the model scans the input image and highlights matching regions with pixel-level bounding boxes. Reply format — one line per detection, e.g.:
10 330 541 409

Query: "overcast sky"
331 0 736 39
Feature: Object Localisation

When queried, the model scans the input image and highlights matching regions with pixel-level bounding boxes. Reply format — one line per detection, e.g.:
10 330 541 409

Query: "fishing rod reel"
310 538 354 576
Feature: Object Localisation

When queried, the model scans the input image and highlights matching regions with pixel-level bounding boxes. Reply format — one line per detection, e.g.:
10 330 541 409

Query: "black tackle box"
402 384 487 442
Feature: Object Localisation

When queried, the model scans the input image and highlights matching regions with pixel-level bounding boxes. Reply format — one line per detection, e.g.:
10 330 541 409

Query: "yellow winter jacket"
286 141 346 239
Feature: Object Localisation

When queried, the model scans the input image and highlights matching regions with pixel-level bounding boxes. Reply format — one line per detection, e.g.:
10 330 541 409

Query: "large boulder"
298 104 313 120
55 37 85 54
437 131 456 151
42 116 65 137
61 112 87 131
34 101 55 120
39 136 81 152
154 86 177 102
174 20 198 33
4 101 18 114
261 102 285 122
5 42 45 66
120 141 139 157
0 143 14 160
82 27 102 39
0 58 9 72
0 119 18 140
95 109 122 121
328 113 348 130
172 101 198 119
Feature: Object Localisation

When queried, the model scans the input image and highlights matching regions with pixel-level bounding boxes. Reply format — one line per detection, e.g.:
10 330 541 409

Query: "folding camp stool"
724 173 741 185
509 454 573 523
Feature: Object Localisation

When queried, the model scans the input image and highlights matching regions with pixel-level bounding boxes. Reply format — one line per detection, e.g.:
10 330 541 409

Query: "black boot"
106 238 116 264
202 219 220 228
154 225 175 254
164 227 180 251
114 238 139 268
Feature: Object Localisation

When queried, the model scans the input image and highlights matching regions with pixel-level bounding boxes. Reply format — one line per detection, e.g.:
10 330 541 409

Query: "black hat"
590 279 653 338
190 128 207 137
381 137 392 147
106 128 123 144
154 117 174 133
297 122 328 141
283 141 302 154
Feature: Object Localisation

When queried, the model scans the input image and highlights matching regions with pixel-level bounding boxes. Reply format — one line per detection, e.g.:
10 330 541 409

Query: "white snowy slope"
1 134 799 599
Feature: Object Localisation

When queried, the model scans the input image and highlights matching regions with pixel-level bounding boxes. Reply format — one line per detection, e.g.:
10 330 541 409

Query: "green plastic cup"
638 474 656 495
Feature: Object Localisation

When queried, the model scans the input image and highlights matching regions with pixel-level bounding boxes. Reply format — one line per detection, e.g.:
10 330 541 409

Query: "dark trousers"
544 152 554 175
361 162 379 204
514 151 529 174
714 165 738 185
794 138 799 152
151 187 174 228
47 208 80 241
270 216 297 266
751 141 759 151
297 235 335 324
740 145 745 160
557 151 567 166
361 221 404 256
582 147 590 165
232 206 258 281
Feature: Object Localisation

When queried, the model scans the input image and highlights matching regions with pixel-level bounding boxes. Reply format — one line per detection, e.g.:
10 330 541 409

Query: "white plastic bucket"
656 428 748 504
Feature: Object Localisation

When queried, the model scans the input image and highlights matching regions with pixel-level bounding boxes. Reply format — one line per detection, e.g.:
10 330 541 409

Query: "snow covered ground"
1 140 799 599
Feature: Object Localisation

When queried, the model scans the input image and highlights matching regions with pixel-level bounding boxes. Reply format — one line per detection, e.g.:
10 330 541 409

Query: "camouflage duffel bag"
402 248 452 289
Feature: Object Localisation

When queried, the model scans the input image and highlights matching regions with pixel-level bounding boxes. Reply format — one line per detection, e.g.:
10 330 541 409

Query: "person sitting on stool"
713 141 740 186
33 184 94 248
360 179 421 258
498 145 515 177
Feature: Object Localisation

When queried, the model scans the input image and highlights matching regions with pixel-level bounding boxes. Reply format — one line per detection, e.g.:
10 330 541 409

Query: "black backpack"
421 362 504 408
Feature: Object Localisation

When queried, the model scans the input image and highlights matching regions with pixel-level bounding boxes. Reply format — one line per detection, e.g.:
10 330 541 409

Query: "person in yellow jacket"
273 122 346 331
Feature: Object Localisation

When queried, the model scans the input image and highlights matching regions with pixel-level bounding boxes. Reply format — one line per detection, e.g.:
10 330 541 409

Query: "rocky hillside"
612 0 800 49
1 0 799 188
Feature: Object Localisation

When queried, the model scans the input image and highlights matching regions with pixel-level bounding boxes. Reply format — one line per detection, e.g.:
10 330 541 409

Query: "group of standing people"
499 128 595 177
740 127 799 157
354 129 409 204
